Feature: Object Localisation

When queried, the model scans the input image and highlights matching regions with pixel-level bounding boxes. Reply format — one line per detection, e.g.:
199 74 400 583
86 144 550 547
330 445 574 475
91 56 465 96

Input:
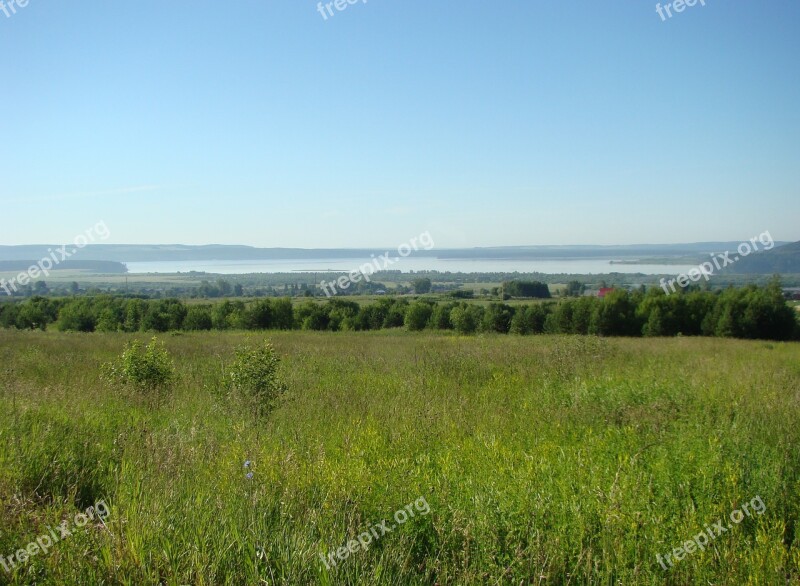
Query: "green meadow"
0 330 798 584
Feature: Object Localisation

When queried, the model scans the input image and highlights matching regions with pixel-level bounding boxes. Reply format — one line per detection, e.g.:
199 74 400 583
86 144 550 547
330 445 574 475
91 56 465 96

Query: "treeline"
0 282 797 341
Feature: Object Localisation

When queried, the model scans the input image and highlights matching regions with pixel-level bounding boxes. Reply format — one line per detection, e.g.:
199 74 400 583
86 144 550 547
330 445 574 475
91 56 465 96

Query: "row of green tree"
0 281 797 340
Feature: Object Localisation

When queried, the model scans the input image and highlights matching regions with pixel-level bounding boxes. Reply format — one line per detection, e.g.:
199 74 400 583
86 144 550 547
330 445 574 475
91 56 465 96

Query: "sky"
1 0 799 248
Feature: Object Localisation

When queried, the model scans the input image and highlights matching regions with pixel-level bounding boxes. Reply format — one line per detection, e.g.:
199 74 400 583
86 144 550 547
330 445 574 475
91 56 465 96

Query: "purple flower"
244 460 251 468
245 472 254 480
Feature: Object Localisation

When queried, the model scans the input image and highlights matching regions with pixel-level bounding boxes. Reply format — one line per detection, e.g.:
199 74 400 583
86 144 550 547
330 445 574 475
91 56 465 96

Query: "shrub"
411 277 432 294
56 299 96 332
430 302 455 329
382 299 408 328
482 303 513 333
184 306 213 331
226 340 286 417
405 301 433 331
103 337 175 393
450 304 483 334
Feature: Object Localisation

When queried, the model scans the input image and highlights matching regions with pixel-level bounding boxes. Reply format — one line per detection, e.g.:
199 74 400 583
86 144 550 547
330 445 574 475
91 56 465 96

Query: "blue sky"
1 0 798 248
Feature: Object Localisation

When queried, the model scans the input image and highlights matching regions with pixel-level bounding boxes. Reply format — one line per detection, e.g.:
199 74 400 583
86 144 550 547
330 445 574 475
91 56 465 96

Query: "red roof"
598 287 614 298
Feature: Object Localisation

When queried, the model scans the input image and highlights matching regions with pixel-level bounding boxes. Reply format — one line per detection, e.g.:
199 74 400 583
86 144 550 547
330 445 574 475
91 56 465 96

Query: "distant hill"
0 242 789 263
0 260 127 274
727 241 800 274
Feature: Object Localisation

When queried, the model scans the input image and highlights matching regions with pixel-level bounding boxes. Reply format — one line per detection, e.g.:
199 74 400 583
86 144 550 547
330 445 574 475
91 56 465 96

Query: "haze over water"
124 258 698 275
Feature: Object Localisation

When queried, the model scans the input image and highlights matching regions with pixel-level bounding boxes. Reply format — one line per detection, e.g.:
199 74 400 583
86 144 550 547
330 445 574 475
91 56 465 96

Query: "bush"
382 299 408 328
411 277 432 294
510 305 550 335
430 302 454 329
450 304 483 334
482 303 513 333
184 306 213 331
103 337 175 393
405 301 433 331
56 299 96 332
226 340 286 417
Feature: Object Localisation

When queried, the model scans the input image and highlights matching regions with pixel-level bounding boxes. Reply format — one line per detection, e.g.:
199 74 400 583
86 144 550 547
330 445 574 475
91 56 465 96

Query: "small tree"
184 306 213 331
565 281 585 297
643 306 665 337
405 301 433 331
430 303 455 330
509 306 532 335
450 304 482 334
411 277 432 294
482 303 513 333
103 337 175 393
226 340 286 418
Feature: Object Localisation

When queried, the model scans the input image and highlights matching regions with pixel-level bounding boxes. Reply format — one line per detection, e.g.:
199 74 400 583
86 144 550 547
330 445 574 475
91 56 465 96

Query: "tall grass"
0 330 798 584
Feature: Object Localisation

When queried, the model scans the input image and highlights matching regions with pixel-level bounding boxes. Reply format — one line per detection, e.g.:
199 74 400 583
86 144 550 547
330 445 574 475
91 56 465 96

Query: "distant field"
4 269 799 297
0 270 196 288
0 331 798 584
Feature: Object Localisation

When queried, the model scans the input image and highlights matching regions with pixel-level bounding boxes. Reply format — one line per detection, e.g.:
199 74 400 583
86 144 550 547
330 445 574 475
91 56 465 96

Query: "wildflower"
246 472 254 480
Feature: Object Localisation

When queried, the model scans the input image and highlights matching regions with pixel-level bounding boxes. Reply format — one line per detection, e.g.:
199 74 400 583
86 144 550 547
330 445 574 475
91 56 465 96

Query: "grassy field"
0 330 798 584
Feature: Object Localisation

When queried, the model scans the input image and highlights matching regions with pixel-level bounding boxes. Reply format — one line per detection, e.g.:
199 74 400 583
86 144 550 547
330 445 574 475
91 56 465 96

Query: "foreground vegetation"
0 330 798 584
